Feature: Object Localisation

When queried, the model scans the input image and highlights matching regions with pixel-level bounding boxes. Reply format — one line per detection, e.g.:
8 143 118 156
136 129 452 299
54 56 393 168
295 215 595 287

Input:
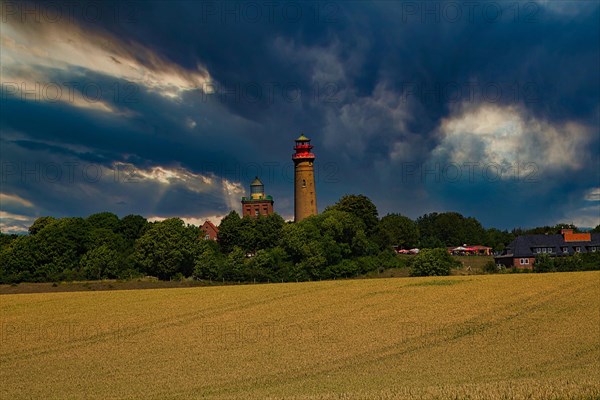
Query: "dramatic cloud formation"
432 104 592 174
1 0 598 232
1 4 212 101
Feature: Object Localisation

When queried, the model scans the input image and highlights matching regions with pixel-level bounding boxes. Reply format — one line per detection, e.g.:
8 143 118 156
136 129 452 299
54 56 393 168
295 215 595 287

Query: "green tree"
219 213 285 254
28 216 56 235
33 217 91 280
419 236 445 249
416 212 485 246
515 223 579 236
217 211 242 253
238 216 258 253
279 219 326 279
134 218 199 279
320 210 366 244
0 235 38 282
87 212 120 231
280 221 317 263
351 229 371 256
255 213 285 250
410 248 458 276
326 194 379 233
246 249 280 282
553 223 578 232
376 213 419 249
484 228 514 252
0 233 17 249
89 228 126 251
80 244 121 279
193 240 224 280
117 214 148 242
223 246 247 281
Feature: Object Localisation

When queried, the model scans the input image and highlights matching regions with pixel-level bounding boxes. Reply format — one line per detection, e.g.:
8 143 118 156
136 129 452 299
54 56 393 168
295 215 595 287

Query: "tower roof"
296 134 310 142
250 176 263 186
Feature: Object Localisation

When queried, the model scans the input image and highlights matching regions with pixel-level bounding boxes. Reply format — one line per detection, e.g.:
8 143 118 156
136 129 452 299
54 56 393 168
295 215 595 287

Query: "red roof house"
200 220 219 241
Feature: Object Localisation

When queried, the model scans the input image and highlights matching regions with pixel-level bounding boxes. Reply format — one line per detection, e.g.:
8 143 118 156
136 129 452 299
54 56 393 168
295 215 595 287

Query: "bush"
580 252 600 270
409 248 459 276
534 254 555 273
483 261 498 274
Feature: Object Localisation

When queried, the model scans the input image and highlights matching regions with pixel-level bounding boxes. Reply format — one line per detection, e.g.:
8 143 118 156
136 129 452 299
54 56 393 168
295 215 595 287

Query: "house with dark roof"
494 229 600 268
200 220 219 241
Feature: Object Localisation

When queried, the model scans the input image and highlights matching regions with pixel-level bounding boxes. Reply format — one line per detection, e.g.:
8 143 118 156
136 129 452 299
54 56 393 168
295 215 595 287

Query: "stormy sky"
1 0 599 233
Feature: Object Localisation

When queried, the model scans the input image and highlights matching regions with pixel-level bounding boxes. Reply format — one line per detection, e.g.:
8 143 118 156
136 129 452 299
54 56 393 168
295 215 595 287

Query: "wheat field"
1 272 599 399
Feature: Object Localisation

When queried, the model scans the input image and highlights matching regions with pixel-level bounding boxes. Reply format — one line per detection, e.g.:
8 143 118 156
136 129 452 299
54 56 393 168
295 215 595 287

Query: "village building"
494 229 600 268
200 220 219 241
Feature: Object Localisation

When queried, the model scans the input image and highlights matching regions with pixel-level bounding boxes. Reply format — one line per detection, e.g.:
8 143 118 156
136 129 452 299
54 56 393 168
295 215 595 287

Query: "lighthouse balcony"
242 195 273 202
292 153 315 159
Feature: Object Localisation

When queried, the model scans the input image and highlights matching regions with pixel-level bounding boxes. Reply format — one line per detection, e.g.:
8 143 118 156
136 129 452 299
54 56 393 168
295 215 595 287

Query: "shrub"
410 248 459 276
580 252 600 271
534 254 555 273
483 261 498 274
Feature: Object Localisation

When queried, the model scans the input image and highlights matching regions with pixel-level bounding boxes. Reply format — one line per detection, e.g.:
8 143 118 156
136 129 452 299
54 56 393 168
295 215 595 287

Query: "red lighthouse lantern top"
293 134 315 160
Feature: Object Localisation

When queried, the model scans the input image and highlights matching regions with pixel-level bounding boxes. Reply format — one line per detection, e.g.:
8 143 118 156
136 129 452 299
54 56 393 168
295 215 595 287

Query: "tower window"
302 179 306 188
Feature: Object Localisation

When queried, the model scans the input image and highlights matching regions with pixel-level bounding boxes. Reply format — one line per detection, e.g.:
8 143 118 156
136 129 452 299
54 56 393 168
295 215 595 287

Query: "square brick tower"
241 177 274 217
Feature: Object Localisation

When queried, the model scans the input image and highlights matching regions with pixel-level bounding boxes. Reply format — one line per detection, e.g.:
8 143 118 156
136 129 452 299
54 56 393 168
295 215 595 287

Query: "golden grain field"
1 272 599 399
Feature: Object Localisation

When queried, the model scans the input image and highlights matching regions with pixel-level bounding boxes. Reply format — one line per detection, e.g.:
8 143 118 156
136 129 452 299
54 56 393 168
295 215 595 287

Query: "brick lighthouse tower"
293 134 318 222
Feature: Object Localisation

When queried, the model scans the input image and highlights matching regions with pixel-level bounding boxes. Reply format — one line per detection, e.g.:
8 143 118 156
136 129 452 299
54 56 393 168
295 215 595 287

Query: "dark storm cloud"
1 0 599 230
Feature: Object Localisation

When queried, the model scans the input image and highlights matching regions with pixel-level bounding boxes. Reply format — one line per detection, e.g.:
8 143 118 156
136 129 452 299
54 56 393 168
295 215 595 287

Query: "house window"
205 234 210 240
548 247 553 253
520 258 529 265
535 248 541 254
575 246 581 253
562 247 568 253
255 210 259 216
542 248 546 253
591 246 598 252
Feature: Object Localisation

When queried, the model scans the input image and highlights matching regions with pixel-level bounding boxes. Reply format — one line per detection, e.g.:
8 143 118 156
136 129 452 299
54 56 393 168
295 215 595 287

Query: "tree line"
1 195 598 283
